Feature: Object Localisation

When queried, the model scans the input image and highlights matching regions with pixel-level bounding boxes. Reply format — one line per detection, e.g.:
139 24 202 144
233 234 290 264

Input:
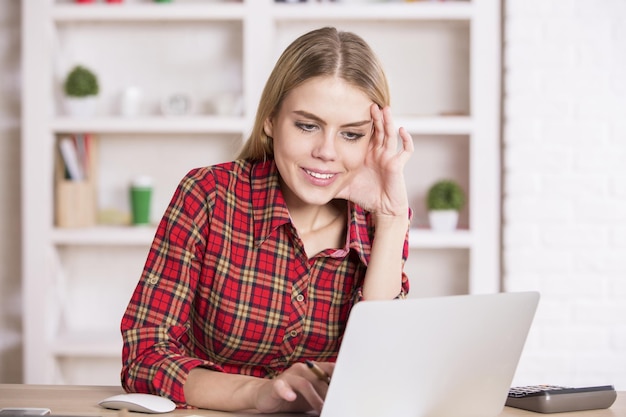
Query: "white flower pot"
64 96 98 118
428 210 459 232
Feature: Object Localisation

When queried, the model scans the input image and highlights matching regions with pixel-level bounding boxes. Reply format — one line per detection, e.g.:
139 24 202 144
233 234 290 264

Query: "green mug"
130 176 153 225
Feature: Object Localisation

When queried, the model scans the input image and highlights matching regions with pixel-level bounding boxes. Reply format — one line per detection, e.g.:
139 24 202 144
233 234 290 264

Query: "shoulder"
166 161 255 221
180 160 253 190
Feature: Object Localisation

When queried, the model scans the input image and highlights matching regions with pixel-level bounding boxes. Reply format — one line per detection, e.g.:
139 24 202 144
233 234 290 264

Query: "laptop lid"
321 291 540 417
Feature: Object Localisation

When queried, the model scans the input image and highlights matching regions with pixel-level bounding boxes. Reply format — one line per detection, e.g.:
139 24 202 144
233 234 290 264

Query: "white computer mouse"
98 393 176 414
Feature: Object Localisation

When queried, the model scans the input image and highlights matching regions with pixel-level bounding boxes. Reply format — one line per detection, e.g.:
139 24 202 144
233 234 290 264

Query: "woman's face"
265 76 373 209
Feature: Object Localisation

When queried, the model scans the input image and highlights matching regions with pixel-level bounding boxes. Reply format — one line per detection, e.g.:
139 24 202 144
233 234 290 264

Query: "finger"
289 377 325 413
255 378 298 414
381 106 399 151
315 362 335 379
273 378 297 402
370 103 385 149
398 126 414 163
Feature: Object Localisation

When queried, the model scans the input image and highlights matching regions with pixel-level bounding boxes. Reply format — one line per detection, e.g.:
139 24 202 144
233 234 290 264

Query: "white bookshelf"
22 0 500 384
50 117 247 134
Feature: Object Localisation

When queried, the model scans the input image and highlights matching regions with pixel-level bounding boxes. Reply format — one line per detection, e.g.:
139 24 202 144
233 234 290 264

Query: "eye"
342 131 366 141
295 122 318 133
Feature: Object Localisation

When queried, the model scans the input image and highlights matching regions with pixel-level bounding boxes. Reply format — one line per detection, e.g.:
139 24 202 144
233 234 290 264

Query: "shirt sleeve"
120 169 220 405
399 209 412 298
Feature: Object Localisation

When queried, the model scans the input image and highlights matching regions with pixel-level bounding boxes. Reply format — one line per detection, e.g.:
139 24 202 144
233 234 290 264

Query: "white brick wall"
504 0 626 389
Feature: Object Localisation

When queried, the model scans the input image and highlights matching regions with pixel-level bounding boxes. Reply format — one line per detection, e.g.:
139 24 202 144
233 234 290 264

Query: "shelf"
409 228 473 249
271 2 473 21
51 116 248 135
51 226 156 246
51 226 471 249
49 116 467 136
396 116 472 135
51 3 246 22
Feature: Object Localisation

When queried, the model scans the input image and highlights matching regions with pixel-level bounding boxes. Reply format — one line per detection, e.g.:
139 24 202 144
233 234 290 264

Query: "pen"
305 360 331 384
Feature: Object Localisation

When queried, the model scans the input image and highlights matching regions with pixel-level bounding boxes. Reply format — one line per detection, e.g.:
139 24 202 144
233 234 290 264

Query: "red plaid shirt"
121 159 409 405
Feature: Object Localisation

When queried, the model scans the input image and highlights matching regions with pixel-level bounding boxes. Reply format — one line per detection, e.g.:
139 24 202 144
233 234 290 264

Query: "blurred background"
1 0 625 390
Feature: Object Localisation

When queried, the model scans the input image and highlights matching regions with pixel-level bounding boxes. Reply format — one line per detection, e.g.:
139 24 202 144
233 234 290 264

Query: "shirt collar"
251 160 292 246
250 159 372 264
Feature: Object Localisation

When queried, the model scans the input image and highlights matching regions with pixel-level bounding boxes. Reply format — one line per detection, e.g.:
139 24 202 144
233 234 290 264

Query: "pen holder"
55 180 96 228
54 133 99 228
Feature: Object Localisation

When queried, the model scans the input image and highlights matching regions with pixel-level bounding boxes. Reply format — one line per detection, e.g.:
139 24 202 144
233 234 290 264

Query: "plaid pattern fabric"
121 159 410 405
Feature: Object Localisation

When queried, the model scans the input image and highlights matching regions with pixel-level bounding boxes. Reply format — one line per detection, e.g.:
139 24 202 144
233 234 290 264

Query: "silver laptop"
321 291 540 417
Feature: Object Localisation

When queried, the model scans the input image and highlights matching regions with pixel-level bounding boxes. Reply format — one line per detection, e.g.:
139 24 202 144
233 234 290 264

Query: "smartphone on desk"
0 409 51 416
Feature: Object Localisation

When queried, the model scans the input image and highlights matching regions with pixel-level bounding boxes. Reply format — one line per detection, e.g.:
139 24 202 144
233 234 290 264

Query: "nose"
311 131 336 161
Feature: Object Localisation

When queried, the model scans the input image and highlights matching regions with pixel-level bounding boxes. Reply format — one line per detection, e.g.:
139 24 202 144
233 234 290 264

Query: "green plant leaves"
426 179 466 211
64 65 99 97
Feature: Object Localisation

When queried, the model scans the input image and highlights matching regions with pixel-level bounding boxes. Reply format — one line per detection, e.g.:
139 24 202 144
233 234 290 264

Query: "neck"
288 199 346 235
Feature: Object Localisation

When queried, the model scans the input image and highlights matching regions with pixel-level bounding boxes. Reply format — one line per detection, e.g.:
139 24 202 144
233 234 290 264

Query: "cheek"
341 141 370 169
273 135 301 161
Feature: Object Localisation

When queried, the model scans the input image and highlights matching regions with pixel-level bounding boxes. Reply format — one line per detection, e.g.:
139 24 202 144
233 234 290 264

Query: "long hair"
237 26 390 161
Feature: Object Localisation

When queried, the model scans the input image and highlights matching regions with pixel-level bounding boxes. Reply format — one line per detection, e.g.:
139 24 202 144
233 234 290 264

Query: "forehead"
280 76 373 120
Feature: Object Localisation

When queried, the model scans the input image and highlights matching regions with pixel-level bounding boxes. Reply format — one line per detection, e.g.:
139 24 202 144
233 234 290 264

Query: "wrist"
245 378 269 412
374 212 410 229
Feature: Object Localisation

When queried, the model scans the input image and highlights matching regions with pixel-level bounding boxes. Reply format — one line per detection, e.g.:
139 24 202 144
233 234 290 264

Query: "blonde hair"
237 26 390 161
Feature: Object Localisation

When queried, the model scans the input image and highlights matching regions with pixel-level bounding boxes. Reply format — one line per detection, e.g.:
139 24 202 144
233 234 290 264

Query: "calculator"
506 385 617 413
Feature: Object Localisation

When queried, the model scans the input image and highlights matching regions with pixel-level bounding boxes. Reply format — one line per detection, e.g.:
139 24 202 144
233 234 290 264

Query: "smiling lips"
303 168 337 184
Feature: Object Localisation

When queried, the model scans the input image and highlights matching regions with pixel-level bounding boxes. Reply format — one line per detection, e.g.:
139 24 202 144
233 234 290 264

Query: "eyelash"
295 122 317 133
295 122 365 142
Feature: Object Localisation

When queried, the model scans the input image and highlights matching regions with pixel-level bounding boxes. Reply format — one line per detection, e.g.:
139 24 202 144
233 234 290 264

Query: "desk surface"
0 384 623 417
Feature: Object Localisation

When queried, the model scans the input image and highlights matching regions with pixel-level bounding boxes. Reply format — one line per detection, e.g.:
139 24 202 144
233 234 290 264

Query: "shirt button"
295 294 305 302
148 277 158 285
290 330 298 338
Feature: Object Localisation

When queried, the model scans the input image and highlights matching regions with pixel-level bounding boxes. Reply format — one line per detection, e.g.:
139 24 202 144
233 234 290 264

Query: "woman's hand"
337 104 414 218
254 361 335 414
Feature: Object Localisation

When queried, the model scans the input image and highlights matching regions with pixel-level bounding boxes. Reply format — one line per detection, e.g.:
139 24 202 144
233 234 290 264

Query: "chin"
295 190 336 207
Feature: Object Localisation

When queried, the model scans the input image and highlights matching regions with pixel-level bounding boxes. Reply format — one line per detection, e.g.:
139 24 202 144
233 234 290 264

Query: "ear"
263 117 273 138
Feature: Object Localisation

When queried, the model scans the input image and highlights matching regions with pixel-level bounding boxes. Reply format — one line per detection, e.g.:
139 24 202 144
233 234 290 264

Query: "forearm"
184 367 266 411
361 215 409 300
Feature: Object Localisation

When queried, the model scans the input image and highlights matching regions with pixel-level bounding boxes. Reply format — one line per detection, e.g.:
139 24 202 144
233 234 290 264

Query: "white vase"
428 210 459 232
119 86 142 117
64 96 97 118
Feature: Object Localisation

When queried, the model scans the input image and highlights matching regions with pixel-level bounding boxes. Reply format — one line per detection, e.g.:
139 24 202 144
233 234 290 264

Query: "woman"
121 26 414 414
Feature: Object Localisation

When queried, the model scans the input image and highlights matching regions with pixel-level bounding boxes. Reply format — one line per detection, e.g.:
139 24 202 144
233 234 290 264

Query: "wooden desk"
0 385 623 417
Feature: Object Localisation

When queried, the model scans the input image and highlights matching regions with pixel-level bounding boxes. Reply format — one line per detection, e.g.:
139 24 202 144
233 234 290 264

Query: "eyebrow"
293 110 371 128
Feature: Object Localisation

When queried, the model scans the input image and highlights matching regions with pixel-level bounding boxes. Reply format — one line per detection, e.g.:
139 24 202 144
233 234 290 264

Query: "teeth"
306 170 333 179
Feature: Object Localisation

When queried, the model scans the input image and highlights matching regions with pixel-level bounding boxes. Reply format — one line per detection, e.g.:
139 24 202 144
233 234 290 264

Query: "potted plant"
63 65 99 117
426 179 466 232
